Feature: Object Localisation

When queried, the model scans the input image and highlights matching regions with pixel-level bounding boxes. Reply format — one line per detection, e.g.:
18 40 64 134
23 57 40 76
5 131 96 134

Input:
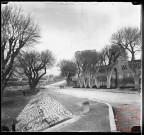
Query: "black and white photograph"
1 1 142 132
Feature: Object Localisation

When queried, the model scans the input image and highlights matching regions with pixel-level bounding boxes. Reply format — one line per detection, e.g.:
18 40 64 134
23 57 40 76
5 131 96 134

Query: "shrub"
86 85 90 88
97 75 107 82
82 85 85 88
100 86 107 89
92 85 97 88
73 86 80 88
120 77 135 85
119 86 134 89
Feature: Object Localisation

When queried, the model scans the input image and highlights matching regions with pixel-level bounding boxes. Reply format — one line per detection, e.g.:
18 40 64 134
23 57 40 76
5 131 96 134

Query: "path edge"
92 99 117 132
42 115 81 132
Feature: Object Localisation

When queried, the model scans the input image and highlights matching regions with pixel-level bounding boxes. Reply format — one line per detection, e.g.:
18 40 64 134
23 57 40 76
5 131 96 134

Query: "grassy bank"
1 79 64 131
1 93 32 131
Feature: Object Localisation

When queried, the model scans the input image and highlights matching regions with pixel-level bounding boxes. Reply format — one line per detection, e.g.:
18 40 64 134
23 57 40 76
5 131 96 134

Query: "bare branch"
1 5 41 94
110 27 141 61
17 50 55 91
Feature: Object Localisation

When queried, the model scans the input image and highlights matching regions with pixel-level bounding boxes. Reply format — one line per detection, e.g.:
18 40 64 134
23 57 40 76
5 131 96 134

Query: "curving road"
45 80 141 132
45 80 141 110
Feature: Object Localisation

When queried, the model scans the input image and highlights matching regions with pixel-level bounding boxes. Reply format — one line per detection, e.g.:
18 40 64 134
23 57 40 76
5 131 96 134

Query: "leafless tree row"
1 5 55 100
73 27 141 88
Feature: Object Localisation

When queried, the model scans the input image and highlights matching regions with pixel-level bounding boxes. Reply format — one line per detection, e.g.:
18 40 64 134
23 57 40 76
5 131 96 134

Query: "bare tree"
99 48 107 66
74 51 84 87
111 27 141 61
74 50 101 88
74 46 127 88
1 6 40 98
100 45 126 88
58 60 77 86
74 51 81 78
17 50 55 92
74 51 89 87
111 27 141 88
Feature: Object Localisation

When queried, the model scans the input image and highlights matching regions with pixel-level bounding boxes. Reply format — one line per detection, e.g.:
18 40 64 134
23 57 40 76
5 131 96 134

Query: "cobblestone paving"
16 92 73 132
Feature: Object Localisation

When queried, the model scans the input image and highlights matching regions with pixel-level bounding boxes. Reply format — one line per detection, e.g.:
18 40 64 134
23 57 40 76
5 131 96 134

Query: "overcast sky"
8 2 141 76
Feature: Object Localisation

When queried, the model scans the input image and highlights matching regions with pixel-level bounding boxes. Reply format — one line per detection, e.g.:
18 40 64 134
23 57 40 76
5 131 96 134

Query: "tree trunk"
88 75 92 88
29 84 37 93
106 67 115 89
67 79 71 87
1 78 9 102
1 70 13 102
131 52 135 61
78 77 83 88
1 82 5 102
29 79 37 93
80 77 83 88
66 72 70 86
133 73 140 89
1 91 4 103
88 77 91 88
80 77 83 87
106 72 113 88
82 77 86 88
85 77 88 88
94 76 100 88
106 76 111 88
